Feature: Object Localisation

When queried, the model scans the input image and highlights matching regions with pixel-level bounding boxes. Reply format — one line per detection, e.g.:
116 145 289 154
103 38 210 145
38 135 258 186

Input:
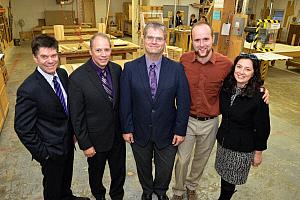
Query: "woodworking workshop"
0 0 299 200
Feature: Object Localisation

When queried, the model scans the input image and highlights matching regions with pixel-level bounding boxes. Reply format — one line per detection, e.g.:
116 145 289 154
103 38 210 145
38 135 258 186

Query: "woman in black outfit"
189 14 198 26
215 53 271 200
175 11 183 27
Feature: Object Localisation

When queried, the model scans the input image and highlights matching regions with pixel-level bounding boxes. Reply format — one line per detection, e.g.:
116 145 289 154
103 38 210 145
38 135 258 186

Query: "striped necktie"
53 76 68 115
149 63 157 99
101 70 113 102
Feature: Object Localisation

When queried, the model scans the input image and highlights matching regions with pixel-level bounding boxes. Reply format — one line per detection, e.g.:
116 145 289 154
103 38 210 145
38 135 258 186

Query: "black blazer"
217 89 270 152
14 68 74 163
120 55 190 149
68 59 123 153
190 18 197 26
175 15 183 27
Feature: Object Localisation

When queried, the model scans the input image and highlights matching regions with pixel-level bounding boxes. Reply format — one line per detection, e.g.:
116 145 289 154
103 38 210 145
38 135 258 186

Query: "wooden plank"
42 28 98 36
0 67 8 122
0 54 7 83
0 59 5 131
0 106 4 131
0 85 9 117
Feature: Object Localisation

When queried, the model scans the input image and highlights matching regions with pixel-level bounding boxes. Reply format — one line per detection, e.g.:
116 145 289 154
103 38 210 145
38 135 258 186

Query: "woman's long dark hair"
222 53 263 97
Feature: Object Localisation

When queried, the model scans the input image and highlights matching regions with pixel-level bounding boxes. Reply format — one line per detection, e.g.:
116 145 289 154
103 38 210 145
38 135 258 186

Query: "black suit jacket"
217 89 270 152
120 55 190 149
14 68 74 163
69 59 123 152
175 15 183 27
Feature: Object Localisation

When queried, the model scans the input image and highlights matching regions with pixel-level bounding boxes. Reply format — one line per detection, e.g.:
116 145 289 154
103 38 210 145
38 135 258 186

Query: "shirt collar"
145 55 162 70
91 59 109 74
192 50 216 65
37 66 58 81
209 50 217 64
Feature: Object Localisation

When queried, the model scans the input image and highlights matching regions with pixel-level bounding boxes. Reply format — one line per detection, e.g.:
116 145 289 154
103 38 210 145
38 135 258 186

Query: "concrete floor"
0 41 299 200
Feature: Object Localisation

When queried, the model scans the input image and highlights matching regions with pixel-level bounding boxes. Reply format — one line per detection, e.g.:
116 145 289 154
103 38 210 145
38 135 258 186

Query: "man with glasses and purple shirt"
120 22 190 200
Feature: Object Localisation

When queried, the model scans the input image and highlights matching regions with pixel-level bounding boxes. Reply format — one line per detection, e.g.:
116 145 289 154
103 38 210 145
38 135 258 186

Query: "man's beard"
195 48 211 58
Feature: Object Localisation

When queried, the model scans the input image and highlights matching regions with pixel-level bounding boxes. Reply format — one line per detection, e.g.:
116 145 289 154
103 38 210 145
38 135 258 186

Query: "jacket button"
152 109 155 113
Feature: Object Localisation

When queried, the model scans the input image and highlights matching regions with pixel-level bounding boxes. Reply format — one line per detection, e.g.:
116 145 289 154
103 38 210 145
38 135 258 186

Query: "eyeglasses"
239 53 258 61
145 36 165 42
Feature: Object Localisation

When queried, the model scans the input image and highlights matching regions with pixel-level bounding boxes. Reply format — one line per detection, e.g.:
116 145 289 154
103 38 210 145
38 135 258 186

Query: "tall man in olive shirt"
171 22 269 200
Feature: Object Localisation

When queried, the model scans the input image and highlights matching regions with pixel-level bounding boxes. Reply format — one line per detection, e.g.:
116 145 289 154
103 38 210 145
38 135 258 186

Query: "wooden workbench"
286 57 300 69
57 34 116 43
59 39 139 64
60 59 132 75
32 25 92 36
167 28 192 52
42 28 99 36
253 52 293 80
244 42 300 74
244 42 300 57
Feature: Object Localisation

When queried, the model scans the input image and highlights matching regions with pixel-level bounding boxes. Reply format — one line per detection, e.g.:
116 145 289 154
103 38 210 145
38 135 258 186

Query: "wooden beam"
132 0 139 45
260 0 268 19
212 0 236 55
283 1 295 27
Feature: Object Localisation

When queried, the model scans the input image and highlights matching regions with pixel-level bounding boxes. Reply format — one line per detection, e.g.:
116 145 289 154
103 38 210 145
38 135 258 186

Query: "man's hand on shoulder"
261 87 270 104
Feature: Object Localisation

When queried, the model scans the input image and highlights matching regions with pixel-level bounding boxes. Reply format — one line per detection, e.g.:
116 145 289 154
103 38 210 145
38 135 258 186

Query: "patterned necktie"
149 63 157 99
53 76 68 115
101 69 113 102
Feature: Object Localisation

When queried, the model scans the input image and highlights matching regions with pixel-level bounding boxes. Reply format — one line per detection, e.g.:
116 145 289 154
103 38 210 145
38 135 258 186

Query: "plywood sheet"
45 10 75 25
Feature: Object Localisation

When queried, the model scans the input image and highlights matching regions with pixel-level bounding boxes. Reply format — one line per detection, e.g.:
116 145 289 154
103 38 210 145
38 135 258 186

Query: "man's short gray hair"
143 22 167 39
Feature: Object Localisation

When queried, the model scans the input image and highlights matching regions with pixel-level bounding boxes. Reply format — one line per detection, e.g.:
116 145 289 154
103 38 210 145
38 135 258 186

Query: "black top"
190 18 197 26
216 88 270 152
175 15 183 27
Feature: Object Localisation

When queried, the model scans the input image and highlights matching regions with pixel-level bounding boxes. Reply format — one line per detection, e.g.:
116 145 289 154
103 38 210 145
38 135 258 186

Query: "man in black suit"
175 11 183 27
68 33 125 200
14 34 89 200
120 22 190 200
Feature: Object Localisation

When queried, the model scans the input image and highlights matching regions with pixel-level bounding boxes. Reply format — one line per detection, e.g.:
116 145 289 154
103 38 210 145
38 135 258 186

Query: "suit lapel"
108 62 118 107
154 56 168 101
86 60 112 104
57 69 68 93
138 56 153 102
34 69 67 114
35 69 56 96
